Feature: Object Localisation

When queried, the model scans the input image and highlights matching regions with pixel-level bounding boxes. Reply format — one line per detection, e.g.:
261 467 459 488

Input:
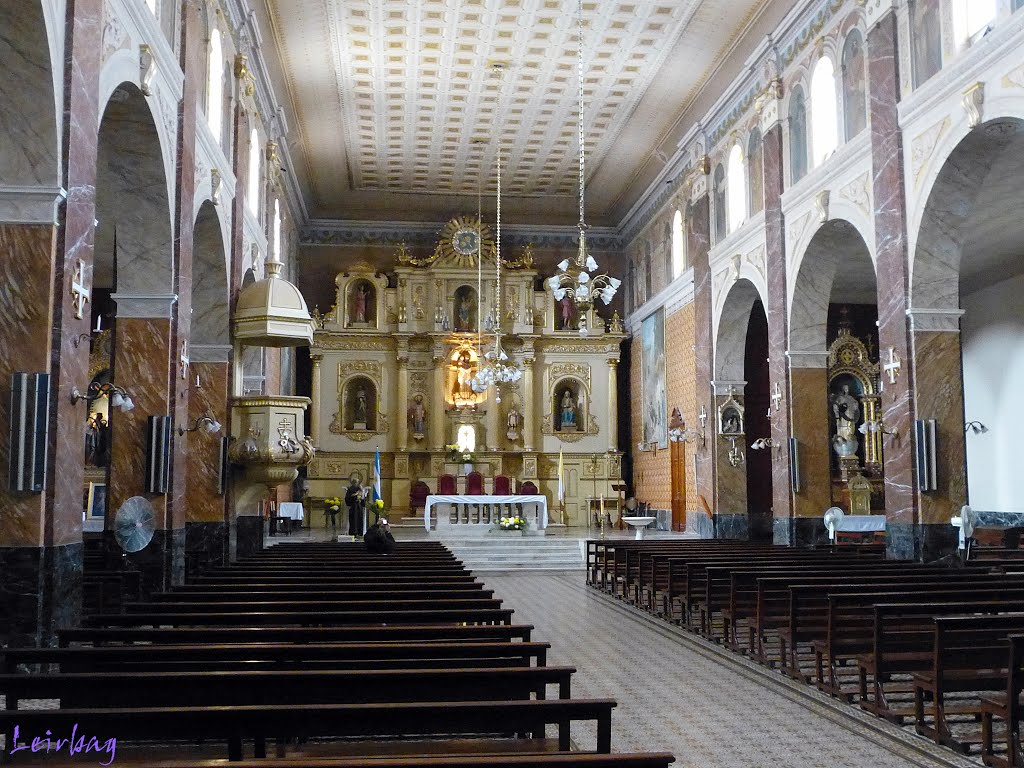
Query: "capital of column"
310 353 323 366
906 307 965 333
755 80 783 134
712 379 746 396
0 184 66 224
191 344 232 363
863 0 898 31
111 293 179 319
785 350 829 369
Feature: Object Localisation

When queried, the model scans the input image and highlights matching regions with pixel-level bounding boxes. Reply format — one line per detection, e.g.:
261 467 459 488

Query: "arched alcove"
453 285 478 332
346 278 378 328
343 375 378 431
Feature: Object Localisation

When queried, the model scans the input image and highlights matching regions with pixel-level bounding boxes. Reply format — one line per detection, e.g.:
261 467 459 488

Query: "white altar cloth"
835 515 886 532
278 502 304 521
424 495 548 530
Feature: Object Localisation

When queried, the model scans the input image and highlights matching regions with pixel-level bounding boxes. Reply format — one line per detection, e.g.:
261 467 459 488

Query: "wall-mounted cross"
70 259 90 320
771 382 783 413
883 347 902 385
698 405 708 431
179 340 190 380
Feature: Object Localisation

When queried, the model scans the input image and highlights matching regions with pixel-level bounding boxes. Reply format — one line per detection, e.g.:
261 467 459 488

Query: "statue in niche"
354 285 369 323
453 287 477 333
559 389 578 430
558 295 575 330
85 416 100 465
408 394 427 437
452 351 476 405
506 403 522 441
354 385 368 427
830 382 861 445
93 414 110 467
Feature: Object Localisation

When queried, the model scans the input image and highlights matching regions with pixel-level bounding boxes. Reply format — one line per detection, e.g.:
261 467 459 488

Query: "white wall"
962 272 1024 514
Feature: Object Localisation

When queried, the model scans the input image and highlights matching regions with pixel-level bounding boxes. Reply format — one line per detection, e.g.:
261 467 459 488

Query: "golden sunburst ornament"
436 216 496 268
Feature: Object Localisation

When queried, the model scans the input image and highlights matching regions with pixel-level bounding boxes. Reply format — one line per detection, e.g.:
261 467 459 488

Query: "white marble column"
523 354 536 452
396 353 409 452
607 357 619 453
485 390 501 452
430 353 446 450
310 354 322 445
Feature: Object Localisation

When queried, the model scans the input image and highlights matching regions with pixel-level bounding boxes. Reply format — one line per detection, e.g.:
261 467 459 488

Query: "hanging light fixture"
471 146 521 403
546 0 621 337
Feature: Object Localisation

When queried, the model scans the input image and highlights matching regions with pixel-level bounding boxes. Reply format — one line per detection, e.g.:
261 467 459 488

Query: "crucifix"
698 405 708 431
70 259 90 320
771 382 783 413
883 347 902 385
179 340 190 380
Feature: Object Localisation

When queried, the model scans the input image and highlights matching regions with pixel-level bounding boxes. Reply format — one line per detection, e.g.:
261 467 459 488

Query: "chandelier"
471 147 521 403
546 0 620 337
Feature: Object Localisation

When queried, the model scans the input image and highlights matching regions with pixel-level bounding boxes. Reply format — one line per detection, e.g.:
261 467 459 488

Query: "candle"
94 315 102 332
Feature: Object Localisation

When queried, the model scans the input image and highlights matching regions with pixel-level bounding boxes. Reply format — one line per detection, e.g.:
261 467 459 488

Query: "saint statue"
452 352 475 404
85 415 99 465
408 394 427 435
354 385 368 426
559 296 574 330
506 404 522 440
830 383 861 442
560 389 577 429
353 284 369 324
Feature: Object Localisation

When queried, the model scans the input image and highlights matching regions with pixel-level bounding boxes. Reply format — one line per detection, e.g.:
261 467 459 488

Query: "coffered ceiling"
264 0 768 226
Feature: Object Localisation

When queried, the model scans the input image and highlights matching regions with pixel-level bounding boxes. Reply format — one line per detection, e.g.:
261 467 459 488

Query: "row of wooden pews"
1 540 674 767
586 537 1024 767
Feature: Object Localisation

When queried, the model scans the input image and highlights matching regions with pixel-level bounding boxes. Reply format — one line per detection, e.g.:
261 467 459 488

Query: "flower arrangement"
446 443 475 464
324 496 342 513
498 515 527 531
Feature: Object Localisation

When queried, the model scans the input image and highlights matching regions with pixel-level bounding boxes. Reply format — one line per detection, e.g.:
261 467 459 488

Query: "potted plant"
496 515 527 534
446 443 476 473
324 496 342 528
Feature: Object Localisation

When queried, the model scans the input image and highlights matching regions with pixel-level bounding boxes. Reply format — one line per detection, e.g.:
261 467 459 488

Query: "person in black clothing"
344 478 363 536
364 519 395 554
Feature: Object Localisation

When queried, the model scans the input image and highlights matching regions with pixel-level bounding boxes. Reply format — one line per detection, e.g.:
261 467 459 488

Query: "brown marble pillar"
867 8 933 559
184 358 229 569
761 116 795 543
788 361 833 545
712 384 748 539
688 184 714 537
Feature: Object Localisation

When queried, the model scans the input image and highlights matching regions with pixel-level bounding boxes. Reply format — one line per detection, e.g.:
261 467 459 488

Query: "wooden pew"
85 606 515 627
123 596 504 613
981 632 1024 767
141 755 677 768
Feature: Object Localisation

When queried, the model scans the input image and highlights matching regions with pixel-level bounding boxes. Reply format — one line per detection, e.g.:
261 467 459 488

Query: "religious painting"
86 482 107 519
789 86 808 183
911 0 942 88
343 376 377 431
842 30 867 140
640 310 668 449
346 279 376 328
446 346 485 409
718 402 744 438
453 285 478 333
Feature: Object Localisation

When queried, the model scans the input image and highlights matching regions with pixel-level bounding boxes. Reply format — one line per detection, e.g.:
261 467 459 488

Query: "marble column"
607 357 619 453
909 310 966 557
108 298 179 592
310 354 323 444
523 353 537 452
712 381 749 539
396 352 409 452
787 355 833 545
866 7 922 559
761 107 796 543
430 352 446 450
184 351 229 570
688 183 714 535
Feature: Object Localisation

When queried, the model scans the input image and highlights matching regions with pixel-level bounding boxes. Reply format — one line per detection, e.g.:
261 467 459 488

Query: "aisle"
484 572 975 768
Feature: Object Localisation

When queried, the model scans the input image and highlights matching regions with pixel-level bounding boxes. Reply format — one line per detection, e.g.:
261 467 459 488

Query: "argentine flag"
372 447 382 505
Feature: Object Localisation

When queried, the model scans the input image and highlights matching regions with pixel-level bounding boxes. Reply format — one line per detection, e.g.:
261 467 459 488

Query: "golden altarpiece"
305 217 625 527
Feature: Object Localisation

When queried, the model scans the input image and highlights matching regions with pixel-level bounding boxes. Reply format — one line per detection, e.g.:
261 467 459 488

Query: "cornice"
625 267 696 335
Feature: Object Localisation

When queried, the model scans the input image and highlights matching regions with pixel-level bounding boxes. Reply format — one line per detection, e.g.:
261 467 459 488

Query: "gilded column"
523 354 536 452
485 389 500 452
607 357 619 453
396 353 409 452
309 354 322 445
430 353 446 451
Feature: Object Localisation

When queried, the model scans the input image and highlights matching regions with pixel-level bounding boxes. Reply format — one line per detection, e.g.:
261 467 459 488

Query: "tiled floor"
484 571 979 768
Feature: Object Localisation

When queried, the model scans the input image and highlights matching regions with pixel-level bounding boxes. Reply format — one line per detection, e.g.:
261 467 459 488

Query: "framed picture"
719 400 745 438
640 309 668 449
86 482 107 519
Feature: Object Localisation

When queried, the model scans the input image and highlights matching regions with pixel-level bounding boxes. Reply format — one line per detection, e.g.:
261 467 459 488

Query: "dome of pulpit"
234 254 314 347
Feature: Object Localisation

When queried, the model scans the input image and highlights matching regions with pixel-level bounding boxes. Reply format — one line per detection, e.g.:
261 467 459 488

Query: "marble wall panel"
715 513 749 540
913 330 967 526
108 317 172 525
868 13 917 530
689 195 714 512
0 224 56 548
52 0 103 549
127 526 184 593
713 396 748 518
689 509 714 538
185 521 227 571
789 367 832 519
887 522 960 562
236 515 264 559
0 543 82 648
185 362 229 523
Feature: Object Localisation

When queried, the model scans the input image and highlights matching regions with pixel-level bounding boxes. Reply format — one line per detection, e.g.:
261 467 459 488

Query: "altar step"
441 538 585 572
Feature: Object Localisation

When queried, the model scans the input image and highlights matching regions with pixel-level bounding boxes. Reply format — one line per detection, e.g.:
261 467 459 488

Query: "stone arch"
551 376 589 433
789 219 876 354
192 201 230 347
0 0 60 186
94 83 175 297
714 278 766 381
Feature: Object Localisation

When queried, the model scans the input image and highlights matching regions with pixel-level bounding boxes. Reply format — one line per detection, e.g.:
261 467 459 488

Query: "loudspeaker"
8 373 50 493
915 418 938 492
146 415 171 494
789 437 801 494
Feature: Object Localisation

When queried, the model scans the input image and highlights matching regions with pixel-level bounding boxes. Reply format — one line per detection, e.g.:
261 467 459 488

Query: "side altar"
305 216 626 528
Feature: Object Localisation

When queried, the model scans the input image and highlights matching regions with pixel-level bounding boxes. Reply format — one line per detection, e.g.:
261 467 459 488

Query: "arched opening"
192 201 229 350
911 0 942 87
841 30 866 140
671 210 685 279
914 118 1024 517
788 86 808 183
346 278 377 328
791 219 881 531
343 376 378 431
810 57 838 166
726 144 745 233
747 129 764 216
951 0 996 49
713 163 727 241
453 285 478 332
553 379 586 432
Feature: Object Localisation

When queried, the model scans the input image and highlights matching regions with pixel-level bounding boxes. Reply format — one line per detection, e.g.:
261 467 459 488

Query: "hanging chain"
495 145 502 331
578 0 586 230
476 141 483 351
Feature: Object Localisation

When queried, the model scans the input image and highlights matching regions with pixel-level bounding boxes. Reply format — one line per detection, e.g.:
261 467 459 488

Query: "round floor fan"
824 507 845 543
951 505 976 558
114 496 156 553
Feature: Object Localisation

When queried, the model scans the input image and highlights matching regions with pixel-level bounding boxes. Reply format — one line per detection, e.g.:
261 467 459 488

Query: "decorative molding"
191 344 232 363
910 116 951 191
814 189 830 223
961 81 986 129
0 185 66 224
337 360 383 386
839 173 871 216
111 292 178 319
549 364 591 391
906 307 966 333
313 335 397 352
785 350 830 369
862 0 897 31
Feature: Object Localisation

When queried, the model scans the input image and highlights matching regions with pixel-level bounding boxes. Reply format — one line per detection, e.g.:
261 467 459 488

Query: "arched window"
810 57 838 166
789 86 808 183
146 0 156 14
456 424 476 454
952 0 995 47
207 28 224 143
841 31 867 140
726 144 745 233
747 129 763 216
247 128 261 217
912 0 942 87
671 209 685 279
713 163 726 241
273 199 282 260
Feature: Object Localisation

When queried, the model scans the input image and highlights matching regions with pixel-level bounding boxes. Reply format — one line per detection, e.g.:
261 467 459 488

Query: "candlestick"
94 314 102 332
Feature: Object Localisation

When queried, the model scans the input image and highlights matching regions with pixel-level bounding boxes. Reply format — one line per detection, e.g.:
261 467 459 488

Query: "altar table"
424 495 548 531
835 515 886 532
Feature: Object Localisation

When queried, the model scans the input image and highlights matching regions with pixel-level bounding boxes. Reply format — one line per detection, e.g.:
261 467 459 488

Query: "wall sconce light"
859 419 897 439
179 414 222 436
72 314 105 348
750 437 774 451
70 382 134 412
965 421 988 435
727 437 744 467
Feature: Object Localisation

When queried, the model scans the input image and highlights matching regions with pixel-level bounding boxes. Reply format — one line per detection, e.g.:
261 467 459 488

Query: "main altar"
305 216 626 528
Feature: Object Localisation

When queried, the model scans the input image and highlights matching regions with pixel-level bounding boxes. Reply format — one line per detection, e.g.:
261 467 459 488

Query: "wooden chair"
438 474 457 522
492 475 512 521
410 480 430 516
466 471 484 523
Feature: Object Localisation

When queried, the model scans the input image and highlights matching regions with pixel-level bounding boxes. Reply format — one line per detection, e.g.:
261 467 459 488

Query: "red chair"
518 481 539 524
409 480 430 515
466 471 484 523
493 475 512 521
438 474 457 522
